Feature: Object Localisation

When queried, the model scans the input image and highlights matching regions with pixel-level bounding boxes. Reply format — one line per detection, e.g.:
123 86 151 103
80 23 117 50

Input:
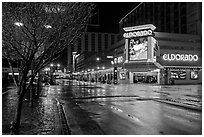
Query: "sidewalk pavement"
2 86 64 135
153 85 202 111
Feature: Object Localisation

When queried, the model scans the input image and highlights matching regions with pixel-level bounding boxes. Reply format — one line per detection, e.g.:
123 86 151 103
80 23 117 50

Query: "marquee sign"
123 29 153 38
162 54 199 62
111 56 124 64
123 24 156 62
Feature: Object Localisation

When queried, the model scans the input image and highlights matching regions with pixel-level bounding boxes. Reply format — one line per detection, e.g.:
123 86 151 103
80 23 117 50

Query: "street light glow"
14 22 23 27
96 57 100 61
44 25 52 29
57 64 60 67
50 64 54 67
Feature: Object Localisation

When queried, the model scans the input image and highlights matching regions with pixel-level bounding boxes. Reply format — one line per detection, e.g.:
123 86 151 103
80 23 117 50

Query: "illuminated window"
170 71 186 80
190 71 199 80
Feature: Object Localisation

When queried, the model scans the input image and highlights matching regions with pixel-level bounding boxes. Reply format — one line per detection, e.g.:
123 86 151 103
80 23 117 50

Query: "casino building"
75 2 202 85
75 24 201 85
121 24 201 85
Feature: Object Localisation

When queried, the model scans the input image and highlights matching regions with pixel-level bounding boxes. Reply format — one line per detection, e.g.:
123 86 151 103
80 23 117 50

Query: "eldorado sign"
162 54 199 62
123 29 153 38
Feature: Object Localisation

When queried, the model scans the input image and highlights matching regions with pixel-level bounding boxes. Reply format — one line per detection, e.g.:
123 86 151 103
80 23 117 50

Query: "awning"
164 66 202 69
124 61 160 71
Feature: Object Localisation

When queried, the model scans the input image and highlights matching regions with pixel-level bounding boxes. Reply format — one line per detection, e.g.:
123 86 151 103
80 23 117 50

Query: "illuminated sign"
123 29 153 38
162 54 198 61
112 56 123 64
190 71 199 80
129 37 148 60
170 71 186 80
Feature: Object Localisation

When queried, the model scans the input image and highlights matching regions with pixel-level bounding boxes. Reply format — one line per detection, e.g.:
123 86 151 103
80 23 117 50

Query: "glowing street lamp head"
44 25 52 29
50 64 54 67
96 57 100 61
14 22 23 27
57 64 60 67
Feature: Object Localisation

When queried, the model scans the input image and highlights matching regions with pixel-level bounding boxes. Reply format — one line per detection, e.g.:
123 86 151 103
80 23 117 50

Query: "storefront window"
190 71 199 80
170 71 179 79
178 71 186 80
170 71 186 80
119 72 126 80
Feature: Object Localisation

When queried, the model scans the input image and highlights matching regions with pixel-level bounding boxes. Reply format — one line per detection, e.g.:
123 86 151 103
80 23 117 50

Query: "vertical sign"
123 24 156 62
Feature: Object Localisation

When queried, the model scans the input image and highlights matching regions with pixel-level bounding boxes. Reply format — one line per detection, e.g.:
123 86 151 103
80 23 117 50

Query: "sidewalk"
2 86 64 135
154 85 202 111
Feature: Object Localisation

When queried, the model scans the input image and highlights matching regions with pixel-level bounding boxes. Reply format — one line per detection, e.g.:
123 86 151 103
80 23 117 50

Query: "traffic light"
113 67 117 84
164 68 168 77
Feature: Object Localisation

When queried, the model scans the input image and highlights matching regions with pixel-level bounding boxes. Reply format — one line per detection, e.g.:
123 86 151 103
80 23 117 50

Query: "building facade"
119 2 202 38
75 24 201 85
67 32 119 72
73 2 202 85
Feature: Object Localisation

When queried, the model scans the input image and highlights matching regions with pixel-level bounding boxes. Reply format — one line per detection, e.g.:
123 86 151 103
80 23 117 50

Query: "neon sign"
163 54 199 61
123 29 153 38
111 56 123 64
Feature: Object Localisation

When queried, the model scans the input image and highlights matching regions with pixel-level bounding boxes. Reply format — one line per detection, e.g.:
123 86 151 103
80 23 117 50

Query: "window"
105 34 108 49
85 34 88 51
190 71 199 80
111 35 115 45
91 33 95 51
98 34 102 51
170 71 186 80
78 38 81 53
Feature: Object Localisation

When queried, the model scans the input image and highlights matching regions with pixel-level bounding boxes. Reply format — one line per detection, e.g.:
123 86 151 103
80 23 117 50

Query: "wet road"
53 80 202 135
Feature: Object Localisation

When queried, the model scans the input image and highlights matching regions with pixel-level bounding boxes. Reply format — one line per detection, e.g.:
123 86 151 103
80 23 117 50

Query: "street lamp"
96 57 100 61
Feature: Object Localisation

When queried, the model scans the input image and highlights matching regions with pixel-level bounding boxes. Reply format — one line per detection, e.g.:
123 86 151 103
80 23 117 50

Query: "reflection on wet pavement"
61 80 201 135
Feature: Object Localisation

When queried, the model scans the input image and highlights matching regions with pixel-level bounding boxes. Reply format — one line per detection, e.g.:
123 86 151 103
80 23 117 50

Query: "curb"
60 101 84 135
153 98 202 111
55 99 71 135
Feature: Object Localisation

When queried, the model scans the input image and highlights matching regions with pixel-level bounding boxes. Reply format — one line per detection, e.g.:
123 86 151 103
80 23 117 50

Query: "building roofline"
119 2 143 24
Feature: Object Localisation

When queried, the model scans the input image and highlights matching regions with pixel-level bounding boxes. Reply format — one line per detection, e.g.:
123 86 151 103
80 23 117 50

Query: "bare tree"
2 2 94 130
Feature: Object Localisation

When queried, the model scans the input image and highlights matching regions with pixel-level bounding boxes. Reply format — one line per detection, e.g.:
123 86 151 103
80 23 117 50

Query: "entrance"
133 72 157 84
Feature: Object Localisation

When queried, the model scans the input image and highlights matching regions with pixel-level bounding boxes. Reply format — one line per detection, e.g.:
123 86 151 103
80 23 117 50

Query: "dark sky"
58 2 139 68
88 2 139 33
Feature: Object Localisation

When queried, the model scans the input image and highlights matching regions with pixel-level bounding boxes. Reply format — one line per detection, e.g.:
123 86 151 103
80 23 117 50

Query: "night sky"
88 2 139 33
58 2 139 68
